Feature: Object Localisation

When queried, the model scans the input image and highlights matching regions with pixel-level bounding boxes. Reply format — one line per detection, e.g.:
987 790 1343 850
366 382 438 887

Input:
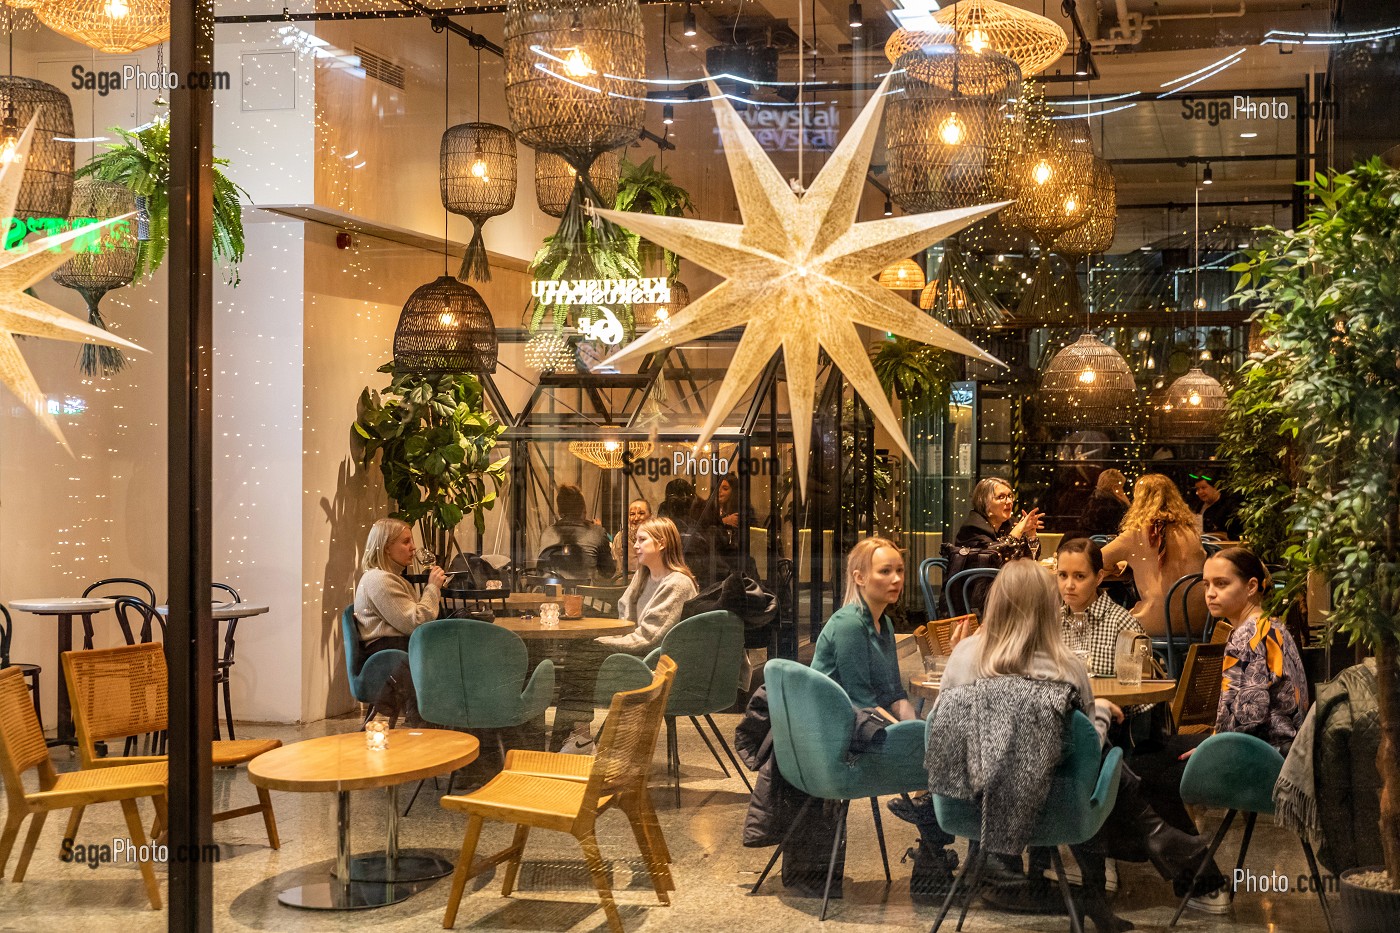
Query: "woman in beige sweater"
1101 474 1207 638
351 518 445 722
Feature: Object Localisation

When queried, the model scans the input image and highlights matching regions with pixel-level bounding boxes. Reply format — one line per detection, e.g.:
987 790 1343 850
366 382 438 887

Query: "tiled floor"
0 713 1335 932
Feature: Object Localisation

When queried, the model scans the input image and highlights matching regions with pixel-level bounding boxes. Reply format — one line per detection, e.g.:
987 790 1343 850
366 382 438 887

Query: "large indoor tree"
1230 157 1400 889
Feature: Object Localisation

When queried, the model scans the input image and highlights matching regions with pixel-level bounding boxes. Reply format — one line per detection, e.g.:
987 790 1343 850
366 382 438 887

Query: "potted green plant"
614 154 694 278
76 118 250 285
1229 157 1400 927
352 363 509 565
870 335 957 418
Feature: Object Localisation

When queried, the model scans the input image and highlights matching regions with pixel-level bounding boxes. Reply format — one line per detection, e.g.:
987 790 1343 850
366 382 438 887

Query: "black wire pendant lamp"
51 178 137 376
440 44 516 283
394 26 497 375
0 20 74 222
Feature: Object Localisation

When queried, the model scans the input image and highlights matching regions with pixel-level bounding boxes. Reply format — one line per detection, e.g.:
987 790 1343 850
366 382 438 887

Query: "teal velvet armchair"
340 604 409 727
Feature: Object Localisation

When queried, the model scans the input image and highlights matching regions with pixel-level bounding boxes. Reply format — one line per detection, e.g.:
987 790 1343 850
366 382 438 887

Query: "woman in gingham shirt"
1056 537 1153 717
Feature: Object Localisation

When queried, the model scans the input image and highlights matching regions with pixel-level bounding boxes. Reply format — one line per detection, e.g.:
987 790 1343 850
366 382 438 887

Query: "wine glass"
1067 610 1092 669
414 546 435 574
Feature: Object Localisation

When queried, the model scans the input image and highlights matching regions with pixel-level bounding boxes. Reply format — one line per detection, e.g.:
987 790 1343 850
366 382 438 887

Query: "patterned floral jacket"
1218 612 1309 752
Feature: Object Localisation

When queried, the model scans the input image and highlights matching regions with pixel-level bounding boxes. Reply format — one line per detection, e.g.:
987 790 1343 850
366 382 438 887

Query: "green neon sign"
4 216 133 254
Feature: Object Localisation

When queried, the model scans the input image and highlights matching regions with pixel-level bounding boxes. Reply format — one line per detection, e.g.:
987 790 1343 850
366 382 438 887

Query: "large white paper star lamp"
0 115 143 452
594 77 1008 495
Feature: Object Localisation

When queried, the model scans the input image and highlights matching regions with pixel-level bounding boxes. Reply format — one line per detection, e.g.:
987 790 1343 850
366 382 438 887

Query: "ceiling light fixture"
883 196 893 216
1074 42 1090 76
1240 131 1258 138
849 2 863 28
1202 162 1214 185
683 2 697 37
662 102 674 124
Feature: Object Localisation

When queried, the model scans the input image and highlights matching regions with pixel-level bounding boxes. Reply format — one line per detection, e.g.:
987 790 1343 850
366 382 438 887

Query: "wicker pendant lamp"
1161 366 1227 436
998 112 1096 243
920 240 1011 328
52 179 137 377
441 122 516 282
441 47 517 284
504 0 645 246
1039 333 1138 428
0 75 74 221
886 0 1067 82
568 439 654 469
885 51 1022 213
393 275 498 374
536 147 622 217
1052 157 1117 259
878 258 926 291
37 0 169 53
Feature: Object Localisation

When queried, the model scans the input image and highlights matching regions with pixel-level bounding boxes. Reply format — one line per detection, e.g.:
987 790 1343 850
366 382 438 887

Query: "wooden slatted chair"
924 614 979 656
440 656 678 933
1170 642 1228 736
0 667 167 907
60 643 280 850
1209 620 1233 645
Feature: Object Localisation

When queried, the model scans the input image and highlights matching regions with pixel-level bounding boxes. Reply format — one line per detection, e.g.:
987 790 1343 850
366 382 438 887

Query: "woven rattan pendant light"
1163 188 1227 436
878 258 926 291
52 179 137 377
536 147 622 217
885 50 1022 213
441 47 516 283
0 73 74 222
1039 333 1138 428
504 0 644 243
568 439 655 469
887 0 1067 82
920 240 1011 328
37 0 169 53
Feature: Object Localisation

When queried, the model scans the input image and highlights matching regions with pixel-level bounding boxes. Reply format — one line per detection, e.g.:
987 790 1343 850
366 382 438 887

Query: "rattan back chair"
440 656 678 932
61 643 280 850
1170 642 1227 736
926 613 979 656
0 667 166 904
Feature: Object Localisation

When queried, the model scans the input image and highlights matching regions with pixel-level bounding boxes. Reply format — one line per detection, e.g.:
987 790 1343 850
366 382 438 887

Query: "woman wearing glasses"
945 476 1043 613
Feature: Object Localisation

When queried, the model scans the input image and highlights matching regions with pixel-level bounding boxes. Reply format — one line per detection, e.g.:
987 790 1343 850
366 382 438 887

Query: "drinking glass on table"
1066 610 1092 669
922 655 948 683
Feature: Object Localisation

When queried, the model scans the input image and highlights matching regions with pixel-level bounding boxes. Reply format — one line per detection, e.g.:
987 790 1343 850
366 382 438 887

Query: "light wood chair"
1170 642 1228 736
440 656 678 932
924 614 979 656
1209 619 1234 645
0 667 166 907
60 643 281 850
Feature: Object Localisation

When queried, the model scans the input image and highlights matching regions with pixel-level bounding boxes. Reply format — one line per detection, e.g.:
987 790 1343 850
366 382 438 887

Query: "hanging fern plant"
76 119 250 285
526 219 643 340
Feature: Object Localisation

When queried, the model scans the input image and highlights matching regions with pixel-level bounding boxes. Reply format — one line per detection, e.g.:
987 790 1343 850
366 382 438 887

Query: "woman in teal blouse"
812 536 915 720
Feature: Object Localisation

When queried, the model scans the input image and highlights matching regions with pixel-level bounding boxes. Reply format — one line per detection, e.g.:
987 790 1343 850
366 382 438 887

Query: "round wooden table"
10 597 116 748
908 677 941 702
248 729 478 910
493 616 635 640
1090 677 1178 706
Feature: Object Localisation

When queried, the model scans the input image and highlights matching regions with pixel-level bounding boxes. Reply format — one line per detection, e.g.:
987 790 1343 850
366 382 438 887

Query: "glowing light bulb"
1078 367 1096 385
655 307 670 322
1064 196 1078 214
1137 329 1150 341
1188 391 1202 406
604 440 619 452
1193 297 1207 310
1032 159 1053 186
1146 358 1156 369
937 111 966 146
563 48 594 78
106 0 129 18
438 312 456 326
1163 402 1174 412
0 136 17 166
470 157 490 182
967 28 989 53
1200 349 1213 361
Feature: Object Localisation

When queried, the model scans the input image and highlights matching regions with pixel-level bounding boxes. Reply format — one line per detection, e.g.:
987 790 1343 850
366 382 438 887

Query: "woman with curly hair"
1101 474 1206 637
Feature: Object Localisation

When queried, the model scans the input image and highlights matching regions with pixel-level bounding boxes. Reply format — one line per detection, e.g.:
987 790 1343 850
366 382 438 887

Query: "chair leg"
751 797 813 895
12 811 47 882
1170 808 1237 927
577 825 624 933
151 795 167 843
62 806 86 854
637 791 673 868
443 815 484 929
221 674 236 741
869 797 891 884
666 717 680 807
1300 838 1335 933
256 786 280 849
119 798 162 909
932 843 983 933
1049 846 1086 933
25 671 42 734
703 714 753 793
819 800 850 921
620 792 672 902
689 715 730 778
953 843 990 933
500 825 531 896
1233 810 1258 897
0 811 24 878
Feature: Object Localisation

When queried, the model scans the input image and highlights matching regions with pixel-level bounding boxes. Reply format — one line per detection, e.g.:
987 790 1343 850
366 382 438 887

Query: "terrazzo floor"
0 712 1336 932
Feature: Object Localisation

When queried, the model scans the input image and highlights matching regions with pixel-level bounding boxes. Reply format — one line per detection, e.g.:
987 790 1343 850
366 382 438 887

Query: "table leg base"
276 879 426 910
346 851 455 883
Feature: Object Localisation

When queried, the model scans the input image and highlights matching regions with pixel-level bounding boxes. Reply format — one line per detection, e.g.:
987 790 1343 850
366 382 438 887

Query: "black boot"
1102 764 1217 884
906 840 959 905
1071 846 1134 933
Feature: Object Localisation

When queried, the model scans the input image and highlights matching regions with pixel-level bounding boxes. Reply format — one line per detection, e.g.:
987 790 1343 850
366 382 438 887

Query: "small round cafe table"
1090 677 1178 706
493 616 635 640
9 597 115 748
908 677 941 703
248 729 478 910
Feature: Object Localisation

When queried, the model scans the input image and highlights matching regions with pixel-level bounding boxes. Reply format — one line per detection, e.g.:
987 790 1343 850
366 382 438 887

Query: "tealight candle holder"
539 603 561 627
366 720 389 751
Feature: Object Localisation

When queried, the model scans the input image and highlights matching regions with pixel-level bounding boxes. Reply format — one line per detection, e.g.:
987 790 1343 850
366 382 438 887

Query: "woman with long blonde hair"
1102 474 1207 637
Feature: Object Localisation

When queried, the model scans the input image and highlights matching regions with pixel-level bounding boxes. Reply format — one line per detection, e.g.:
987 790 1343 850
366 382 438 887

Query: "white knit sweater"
598 568 698 652
354 568 441 641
